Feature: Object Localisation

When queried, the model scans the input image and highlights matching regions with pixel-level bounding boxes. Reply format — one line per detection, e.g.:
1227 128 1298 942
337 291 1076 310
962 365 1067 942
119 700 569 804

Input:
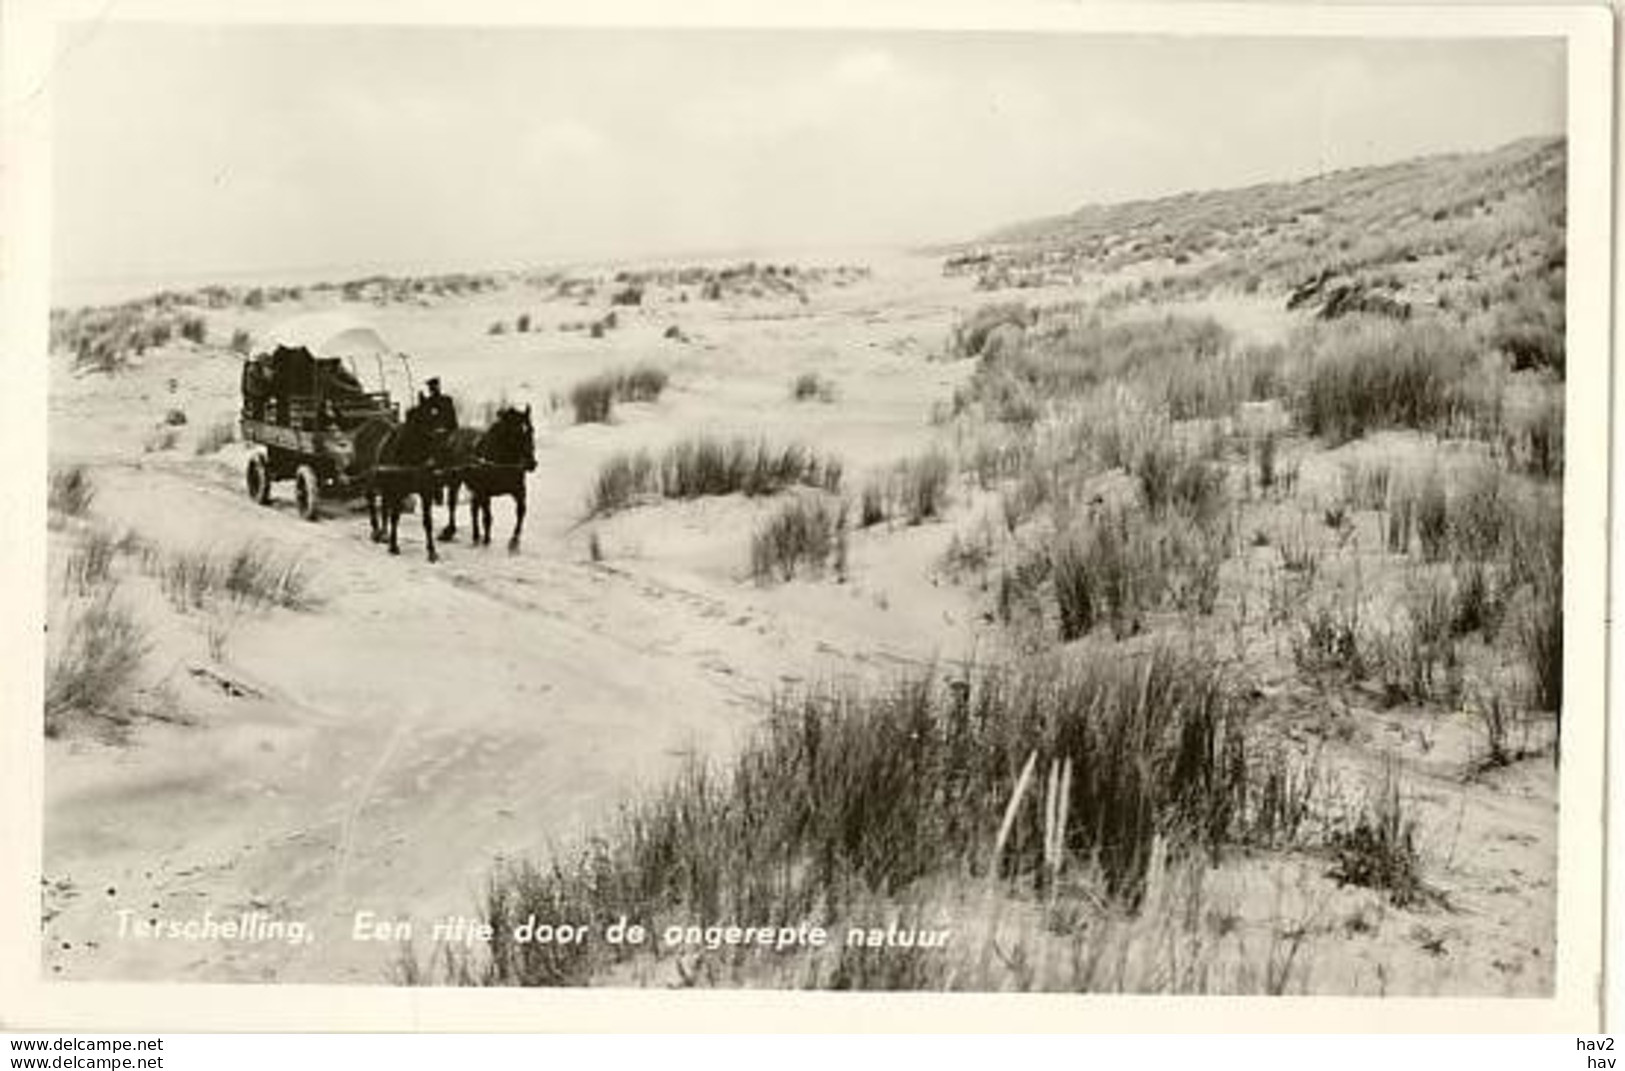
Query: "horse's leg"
508 485 526 553
367 482 384 543
387 486 401 555
480 495 494 546
439 477 459 542
422 479 439 563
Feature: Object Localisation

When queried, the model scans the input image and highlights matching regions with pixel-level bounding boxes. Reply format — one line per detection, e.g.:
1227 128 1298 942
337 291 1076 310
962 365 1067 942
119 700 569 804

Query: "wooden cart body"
239 332 401 519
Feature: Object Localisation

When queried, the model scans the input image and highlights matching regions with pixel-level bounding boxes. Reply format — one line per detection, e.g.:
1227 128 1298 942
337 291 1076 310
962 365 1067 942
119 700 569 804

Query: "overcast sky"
51 25 1564 290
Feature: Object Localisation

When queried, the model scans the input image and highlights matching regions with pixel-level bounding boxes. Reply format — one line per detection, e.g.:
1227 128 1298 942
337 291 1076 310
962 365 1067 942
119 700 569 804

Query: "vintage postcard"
0 0 1612 1032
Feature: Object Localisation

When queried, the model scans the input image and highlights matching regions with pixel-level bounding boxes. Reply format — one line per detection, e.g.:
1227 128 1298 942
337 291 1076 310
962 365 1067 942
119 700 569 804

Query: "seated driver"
421 376 458 435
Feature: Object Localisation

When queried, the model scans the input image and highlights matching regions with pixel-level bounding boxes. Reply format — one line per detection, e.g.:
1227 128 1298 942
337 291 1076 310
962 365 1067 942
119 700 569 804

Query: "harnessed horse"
349 403 449 562
437 405 537 552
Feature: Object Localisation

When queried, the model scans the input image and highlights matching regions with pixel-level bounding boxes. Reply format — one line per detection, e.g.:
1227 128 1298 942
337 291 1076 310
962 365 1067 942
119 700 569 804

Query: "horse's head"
488 404 538 472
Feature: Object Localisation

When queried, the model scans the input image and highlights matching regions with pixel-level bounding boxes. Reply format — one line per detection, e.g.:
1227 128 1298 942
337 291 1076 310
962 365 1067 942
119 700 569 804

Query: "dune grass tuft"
446 643 1316 988
1293 319 1480 445
45 590 149 738
569 364 672 424
750 495 848 583
49 466 95 518
587 436 842 516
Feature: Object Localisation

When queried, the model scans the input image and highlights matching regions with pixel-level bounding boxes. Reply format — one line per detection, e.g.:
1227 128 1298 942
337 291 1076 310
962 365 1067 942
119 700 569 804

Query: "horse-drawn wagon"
238 312 409 520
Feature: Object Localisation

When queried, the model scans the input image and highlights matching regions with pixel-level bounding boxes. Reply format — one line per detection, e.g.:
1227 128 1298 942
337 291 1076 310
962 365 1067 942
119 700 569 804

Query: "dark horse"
437 405 538 552
350 403 449 562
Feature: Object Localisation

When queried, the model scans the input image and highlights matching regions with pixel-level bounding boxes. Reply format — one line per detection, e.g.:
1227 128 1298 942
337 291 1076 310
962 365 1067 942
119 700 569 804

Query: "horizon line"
54 130 1563 310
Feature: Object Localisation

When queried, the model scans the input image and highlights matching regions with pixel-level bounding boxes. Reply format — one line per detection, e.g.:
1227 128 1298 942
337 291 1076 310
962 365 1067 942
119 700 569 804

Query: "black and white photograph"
1 0 1612 1032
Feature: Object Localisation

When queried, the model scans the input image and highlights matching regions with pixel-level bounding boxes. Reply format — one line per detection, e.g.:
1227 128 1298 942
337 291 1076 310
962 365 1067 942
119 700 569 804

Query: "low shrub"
45 590 149 737
569 375 616 424
1390 575 1464 706
750 496 847 583
1135 442 1227 523
858 479 889 529
1489 279 1564 376
948 302 1034 358
1294 318 1477 445
791 372 837 402
893 450 952 525
568 364 670 424
1511 506 1563 718
586 450 657 514
1048 507 1230 643
1329 761 1426 908
1500 392 1564 478
586 437 843 516
157 541 312 613
61 526 118 597
1293 595 1366 681
616 363 668 403
1413 469 1450 562
1254 433 1278 495
220 541 313 610
49 466 95 518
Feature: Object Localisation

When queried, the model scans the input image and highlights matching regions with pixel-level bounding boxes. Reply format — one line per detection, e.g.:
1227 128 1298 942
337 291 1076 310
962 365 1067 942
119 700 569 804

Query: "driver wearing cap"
420 375 458 436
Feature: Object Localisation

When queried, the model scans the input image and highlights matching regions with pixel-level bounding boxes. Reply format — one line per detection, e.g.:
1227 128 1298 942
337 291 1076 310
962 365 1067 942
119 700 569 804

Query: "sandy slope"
42 252 999 983
41 252 1557 992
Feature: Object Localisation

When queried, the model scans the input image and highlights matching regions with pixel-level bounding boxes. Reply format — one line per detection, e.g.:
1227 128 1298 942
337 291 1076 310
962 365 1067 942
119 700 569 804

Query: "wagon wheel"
294 464 321 521
246 454 272 505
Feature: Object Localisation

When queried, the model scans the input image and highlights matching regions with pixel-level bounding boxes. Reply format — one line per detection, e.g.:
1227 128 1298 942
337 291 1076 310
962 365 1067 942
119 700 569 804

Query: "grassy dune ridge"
965 136 1564 332
437 140 1565 993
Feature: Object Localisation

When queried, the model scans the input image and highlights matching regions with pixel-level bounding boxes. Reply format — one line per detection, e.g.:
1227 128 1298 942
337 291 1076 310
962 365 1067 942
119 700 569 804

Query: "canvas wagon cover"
263 311 393 362
242 313 391 421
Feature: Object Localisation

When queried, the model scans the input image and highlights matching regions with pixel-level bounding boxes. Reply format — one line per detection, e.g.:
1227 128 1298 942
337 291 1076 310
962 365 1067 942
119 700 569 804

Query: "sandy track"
44 439 965 983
